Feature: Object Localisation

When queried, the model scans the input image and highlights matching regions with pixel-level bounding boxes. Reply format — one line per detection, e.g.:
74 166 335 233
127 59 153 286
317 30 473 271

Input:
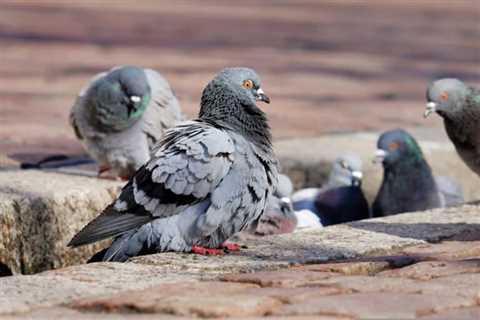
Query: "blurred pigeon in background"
425 78 480 176
70 65 184 179
435 176 464 208
292 154 369 226
372 129 457 217
69 67 278 261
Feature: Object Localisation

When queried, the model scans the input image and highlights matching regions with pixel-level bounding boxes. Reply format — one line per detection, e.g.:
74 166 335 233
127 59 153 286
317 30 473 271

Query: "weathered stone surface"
418 307 480 320
399 241 480 261
222 270 337 288
72 282 282 318
0 262 197 314
379 259 480 280
274 292 476 319
0 170 122 274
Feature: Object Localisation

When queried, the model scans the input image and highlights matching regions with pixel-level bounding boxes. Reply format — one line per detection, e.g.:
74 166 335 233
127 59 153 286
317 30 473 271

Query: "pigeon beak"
351 170 363 181
373 149 388 164
255 88 270 104
424 102 437 118
130 95 141 103
351 170 363 187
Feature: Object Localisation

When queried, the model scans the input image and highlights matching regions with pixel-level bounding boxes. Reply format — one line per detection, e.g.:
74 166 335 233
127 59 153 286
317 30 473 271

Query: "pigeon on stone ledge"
69 67 278 262
424 78 480 177
372 129 463 217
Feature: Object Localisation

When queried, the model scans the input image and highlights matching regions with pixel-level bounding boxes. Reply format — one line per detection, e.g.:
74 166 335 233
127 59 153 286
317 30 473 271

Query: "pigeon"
251 174 297 236
70 65 184 179
435 176 464 208
69 67 278 262
292 154 369 226
424 78 480 176
372 129 443 217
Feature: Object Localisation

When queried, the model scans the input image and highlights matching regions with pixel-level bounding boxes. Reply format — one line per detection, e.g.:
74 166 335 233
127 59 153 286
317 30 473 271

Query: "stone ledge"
1 205 480 316
1 128 479 276
0 170 123 274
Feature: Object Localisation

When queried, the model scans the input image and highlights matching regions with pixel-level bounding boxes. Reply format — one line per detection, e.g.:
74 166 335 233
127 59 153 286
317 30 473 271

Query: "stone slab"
0 170 122 274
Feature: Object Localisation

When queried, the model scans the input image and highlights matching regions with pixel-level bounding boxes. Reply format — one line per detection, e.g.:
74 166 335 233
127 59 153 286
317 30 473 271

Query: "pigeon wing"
68 121 235 247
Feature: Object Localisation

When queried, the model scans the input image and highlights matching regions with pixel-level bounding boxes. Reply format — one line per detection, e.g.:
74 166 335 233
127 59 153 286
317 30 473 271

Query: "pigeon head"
87 66 151 131
328 154 363 188
424 78 469 119
199 67 272 147
374 129 424 168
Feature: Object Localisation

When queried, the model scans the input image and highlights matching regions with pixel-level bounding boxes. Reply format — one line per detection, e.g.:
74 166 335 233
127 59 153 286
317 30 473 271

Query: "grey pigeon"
69 67 278 261
70 65 184 179
251 174 297 236
425 78 480 176
372 129 442 217
292 154 369 226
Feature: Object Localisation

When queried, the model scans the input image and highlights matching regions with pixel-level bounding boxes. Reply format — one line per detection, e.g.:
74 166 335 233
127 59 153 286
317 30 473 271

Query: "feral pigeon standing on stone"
424 78 480 176
70 66 184 179
372 129 444 217
69 67 278 262
292 154 369 226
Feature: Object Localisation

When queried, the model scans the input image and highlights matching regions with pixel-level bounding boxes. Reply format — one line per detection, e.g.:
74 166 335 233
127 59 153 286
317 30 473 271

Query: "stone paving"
1 207 480 319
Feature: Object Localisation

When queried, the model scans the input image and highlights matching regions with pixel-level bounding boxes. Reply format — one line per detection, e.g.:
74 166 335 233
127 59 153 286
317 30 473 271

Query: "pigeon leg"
220 242 241 251
191 245 225 255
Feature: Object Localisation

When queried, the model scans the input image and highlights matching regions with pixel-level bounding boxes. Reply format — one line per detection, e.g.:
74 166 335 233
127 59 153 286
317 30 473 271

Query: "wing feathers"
68 206 153 247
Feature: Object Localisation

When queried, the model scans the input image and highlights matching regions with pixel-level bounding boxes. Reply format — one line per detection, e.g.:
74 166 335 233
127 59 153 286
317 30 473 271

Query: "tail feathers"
68 206 153 247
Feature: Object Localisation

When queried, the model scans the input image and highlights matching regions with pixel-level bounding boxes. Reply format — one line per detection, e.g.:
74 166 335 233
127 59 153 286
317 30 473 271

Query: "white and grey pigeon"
424 78 480 177
292 154 369 226
69 67 278 261
70 65 184 179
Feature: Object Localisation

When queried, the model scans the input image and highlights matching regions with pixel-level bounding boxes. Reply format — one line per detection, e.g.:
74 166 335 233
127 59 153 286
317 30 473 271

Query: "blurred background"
0 0 478 159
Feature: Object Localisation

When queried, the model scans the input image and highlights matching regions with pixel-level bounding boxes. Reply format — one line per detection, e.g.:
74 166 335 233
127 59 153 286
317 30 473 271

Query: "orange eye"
243 79 253 89
388 142 399 151
440 92 449 101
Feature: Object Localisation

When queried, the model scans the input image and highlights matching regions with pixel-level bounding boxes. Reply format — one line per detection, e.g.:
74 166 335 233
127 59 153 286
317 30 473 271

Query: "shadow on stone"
0 262 13 277
351 221 480 242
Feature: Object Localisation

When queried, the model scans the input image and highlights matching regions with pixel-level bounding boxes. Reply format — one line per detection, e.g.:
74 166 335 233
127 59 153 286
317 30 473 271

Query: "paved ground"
0 0 479 160
2 207 480 319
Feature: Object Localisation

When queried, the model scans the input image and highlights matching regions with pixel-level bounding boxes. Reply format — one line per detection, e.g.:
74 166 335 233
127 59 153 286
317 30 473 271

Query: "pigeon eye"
243 79 254 89
440 92 449 101
388 142 399 151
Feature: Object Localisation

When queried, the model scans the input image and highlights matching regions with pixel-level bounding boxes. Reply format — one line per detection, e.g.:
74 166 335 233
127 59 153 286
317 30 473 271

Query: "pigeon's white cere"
351 171 363 180
130 96 141 103
374 149 388 163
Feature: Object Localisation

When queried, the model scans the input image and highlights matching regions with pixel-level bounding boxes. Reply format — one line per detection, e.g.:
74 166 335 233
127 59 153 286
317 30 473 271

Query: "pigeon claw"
191 245 225 255
220 242 241 252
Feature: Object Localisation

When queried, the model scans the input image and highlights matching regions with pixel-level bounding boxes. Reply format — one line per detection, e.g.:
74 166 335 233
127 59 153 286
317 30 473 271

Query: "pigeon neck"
384 158 437 193
199 84 273 152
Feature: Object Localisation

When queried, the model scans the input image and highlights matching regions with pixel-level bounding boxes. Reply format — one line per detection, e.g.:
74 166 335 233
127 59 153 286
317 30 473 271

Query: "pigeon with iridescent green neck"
424 78 480 176
372 129 442 217
70 66 184 179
